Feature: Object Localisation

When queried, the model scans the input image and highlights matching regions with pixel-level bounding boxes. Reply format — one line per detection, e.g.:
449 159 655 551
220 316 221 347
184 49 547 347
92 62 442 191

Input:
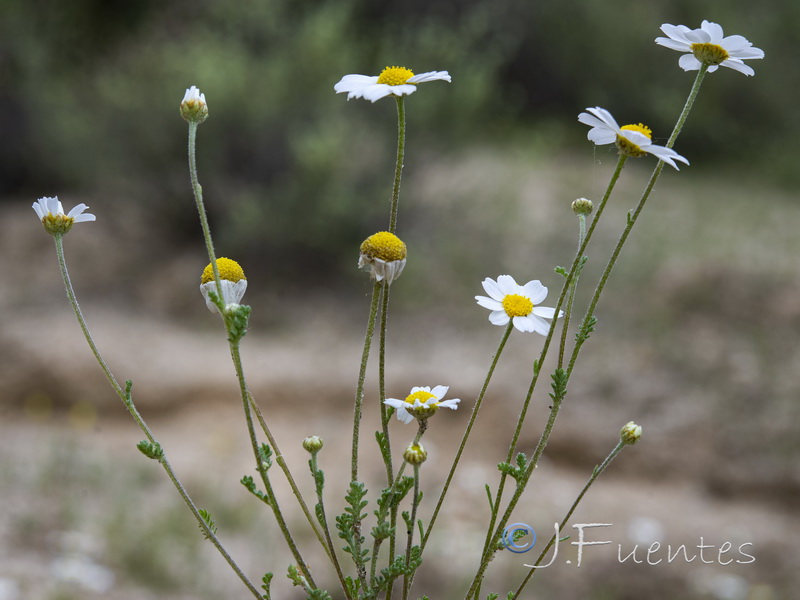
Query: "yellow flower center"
620 123 652 139
201 257 246 284
691 42 730 66
405 390 436 405
502 294 533 317
360 231 407 261
377 66 415 86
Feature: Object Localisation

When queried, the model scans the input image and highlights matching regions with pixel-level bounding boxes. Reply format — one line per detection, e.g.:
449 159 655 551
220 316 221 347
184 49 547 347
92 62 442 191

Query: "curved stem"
379 283 394 484
53 234 261 598
187 122 224 304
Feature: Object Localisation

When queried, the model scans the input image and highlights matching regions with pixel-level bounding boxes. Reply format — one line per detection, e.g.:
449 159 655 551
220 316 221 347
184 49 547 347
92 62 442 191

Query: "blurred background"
1 0 798 599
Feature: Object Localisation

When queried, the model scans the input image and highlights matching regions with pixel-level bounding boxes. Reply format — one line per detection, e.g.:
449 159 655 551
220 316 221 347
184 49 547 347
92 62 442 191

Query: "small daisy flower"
656 20 764 76
200 257 247 314
334 66 451 102
384 386 461 425
180 85 208 123
32 196 95 236
359 231 407 285
475 275 562 335
578 107 689 170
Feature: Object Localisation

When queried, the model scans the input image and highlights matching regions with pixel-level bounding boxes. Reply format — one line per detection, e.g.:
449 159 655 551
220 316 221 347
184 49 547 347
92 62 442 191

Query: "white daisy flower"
200 257 247 314
334 66 451 102
578 107 690 170
475 275 562 335
656 20 764 76
358 231 407 285
180 85 208 123
32 196 95 235
384 386 461 425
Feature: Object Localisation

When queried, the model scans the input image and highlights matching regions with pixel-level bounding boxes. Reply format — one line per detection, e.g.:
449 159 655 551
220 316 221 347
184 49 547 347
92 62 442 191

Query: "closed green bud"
620 421 643 445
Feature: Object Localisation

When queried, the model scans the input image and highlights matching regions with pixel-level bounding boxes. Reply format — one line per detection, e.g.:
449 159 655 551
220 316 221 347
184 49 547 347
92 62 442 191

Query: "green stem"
187 122 224 305
389 96 406 233
511 441 626 598
229 341 316 588
475 155 627 574
402 463 421 600
379 283 394 485
352 281 382 482
557 213 587 369
421 321 513 550
310 452 351 599
567 66 708 381
53 234 261 599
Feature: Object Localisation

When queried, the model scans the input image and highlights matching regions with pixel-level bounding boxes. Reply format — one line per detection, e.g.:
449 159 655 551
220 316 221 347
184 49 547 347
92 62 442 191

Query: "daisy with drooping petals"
656 20 764 76
334 66 451 102
578 107 689 170
384 386 461 424
200 257 248 314
358 231 407 285
32 196 96 235
476 275 562 335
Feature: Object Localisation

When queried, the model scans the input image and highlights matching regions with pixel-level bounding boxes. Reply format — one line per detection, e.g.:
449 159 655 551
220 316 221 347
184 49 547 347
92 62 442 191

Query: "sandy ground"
3 152 800 599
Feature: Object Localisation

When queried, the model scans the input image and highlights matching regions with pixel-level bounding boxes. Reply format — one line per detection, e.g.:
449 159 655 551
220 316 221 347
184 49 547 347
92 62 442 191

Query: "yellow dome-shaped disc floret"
501 294 534 318
377 66 415 86
199 257 247 315
360 231 407 261
201 257 246 284
358 231 407 285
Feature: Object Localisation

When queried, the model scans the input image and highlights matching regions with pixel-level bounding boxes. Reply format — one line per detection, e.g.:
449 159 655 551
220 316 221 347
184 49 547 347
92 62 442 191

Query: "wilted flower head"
32 196 95 236
335 66 451 102
359 231 407 284
200 257 247 314
384 385 461 424
578 107 689 170
180 85 208 123
475 275 562 335
656 20 764 76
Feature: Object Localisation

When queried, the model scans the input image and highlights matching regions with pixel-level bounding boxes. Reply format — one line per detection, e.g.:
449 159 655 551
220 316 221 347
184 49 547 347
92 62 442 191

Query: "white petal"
619 129 651 147
436 399 461 410
32 201 45 219
701 21 724 44
529 315 553 336
496 274 519 296
587 128 616 145
512 316 534 333
522 280 547 304
431 385 449 399
72 213 96 223
531 306 558 319
476 296 503 311
721 59 755 76
362 85 394 102
677 54 702 71
489 310 510 326
334 75 378 93
655 36 691 52
384 398 405 409
481 277 503 301
407 71 451 83
585 107 618 129
395 406 414 424
410 386 430 394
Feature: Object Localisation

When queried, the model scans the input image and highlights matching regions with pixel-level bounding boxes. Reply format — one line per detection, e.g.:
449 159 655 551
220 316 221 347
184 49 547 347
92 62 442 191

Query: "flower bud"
403 443 427 465
571 197 593 215
620 421 643 445
302 436 324 454
180 85 208 123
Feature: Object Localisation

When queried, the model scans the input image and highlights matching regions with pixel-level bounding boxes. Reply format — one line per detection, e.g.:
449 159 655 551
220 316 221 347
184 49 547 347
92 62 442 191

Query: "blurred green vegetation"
2 0 792 281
